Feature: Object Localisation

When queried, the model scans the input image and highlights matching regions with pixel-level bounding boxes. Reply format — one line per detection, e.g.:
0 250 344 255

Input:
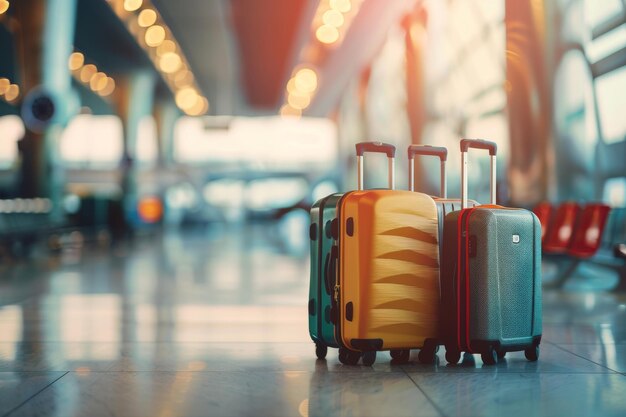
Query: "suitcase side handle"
460 139 497 209
407 145 447 198
355 141 395 190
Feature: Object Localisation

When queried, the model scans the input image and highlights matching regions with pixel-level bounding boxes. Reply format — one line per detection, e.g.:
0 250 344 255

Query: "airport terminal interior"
1 0 626 416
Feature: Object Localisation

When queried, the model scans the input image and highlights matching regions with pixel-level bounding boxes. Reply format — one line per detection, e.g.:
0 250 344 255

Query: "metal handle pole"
355 144 395 191
408 159 415 192
440 160 447 199
461 151 468 209
357 155 364 191
490 155 496 205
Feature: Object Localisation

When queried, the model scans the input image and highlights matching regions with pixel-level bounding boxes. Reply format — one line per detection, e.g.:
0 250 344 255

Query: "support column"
14 0 77 222
505 0 553 206
403 6 428 193
153 100 179 168
114 70 157 230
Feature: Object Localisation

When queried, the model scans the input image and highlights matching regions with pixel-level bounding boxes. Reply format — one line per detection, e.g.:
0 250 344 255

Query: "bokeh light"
294 68 318 93
80 64 97 83
145 25 166 47
316 24 339 44
138 9 157 27
68 52 85 71
123 0 142 12
159 52 182 73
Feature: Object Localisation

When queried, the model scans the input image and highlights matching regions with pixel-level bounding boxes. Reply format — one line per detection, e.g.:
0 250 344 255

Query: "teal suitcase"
308 193 343 358
441 139 542 365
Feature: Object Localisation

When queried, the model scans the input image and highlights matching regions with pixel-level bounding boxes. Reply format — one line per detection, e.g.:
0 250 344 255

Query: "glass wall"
554 0 626 205
336 0 507 202
335 0 626 207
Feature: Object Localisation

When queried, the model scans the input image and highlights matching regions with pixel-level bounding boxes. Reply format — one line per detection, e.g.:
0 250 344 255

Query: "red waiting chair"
533 202 554 243
567 204 612 259
543 202 582 254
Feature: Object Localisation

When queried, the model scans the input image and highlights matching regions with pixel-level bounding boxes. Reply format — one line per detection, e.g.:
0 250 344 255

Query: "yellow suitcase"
335 142 440 366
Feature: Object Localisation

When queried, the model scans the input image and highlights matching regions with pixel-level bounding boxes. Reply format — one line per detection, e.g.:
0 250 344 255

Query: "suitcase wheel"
418 348 437 365
338 347 360 366
524 345 539 362
445 348 460 365
361 351 376 366
481 346 498 366
496 347 506 360
315 343 327 360
390 349 410 363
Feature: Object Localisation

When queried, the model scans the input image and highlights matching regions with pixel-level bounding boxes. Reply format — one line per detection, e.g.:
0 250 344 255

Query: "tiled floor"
1 223 625 417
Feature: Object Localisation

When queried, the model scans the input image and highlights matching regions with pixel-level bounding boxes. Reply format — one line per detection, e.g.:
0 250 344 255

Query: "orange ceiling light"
137 8 157 27
79 64 97 83
175 87 199 110
322 9 344 27
107 0 209 116
282 66 318 115
330 0 351 13
311 0 362 47
68 52 84 71
0 0 10 15
145 25 165 47
0 77 10 95
316 25 339 44
279 0 363 116
294 68 318 93
0 77 20 104
98 78 116 97
159 52 182 73
3 83 19 102
186 96 209 116
123 0 142 12
69 51 116 98
156 39 176 56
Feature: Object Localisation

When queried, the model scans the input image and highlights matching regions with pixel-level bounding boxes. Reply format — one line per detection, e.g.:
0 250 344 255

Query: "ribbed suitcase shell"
308 193 343 348
336 189 440 351
441 207 542 354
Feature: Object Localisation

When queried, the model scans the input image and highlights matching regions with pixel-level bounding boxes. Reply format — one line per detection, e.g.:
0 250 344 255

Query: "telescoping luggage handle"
407 145 447 198
355 142 396 191
460 139 497 209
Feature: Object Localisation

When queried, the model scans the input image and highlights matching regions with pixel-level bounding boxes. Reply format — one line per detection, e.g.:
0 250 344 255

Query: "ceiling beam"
308 0 416 116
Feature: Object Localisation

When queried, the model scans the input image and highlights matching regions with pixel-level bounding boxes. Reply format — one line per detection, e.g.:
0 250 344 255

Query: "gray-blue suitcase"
441 139 542 365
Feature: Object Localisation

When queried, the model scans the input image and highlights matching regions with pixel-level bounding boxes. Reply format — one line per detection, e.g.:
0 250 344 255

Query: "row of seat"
533 202 626 290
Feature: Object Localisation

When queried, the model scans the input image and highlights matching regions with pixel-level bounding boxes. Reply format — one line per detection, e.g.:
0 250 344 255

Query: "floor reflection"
0 223 625 416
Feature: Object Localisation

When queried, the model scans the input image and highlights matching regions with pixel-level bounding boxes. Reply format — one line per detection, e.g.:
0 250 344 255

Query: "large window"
422 0 507 202
60 115 124 168
554 0 626 204
0 115 24 169
173 116 337 171
135 116 159 167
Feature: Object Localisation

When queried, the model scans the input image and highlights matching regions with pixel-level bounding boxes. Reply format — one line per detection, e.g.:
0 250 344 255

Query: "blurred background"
0 1 626 415
1 0 624 241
